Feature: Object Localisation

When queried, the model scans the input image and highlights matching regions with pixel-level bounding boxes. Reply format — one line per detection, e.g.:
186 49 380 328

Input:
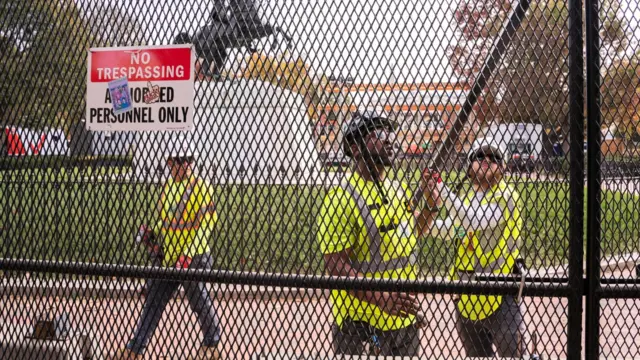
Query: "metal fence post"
568 0 586 356
585 0 602 357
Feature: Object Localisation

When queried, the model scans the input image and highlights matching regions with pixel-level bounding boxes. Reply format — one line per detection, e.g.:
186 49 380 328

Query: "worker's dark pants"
332 318 421 356
126 254 221 355
456 295 526 357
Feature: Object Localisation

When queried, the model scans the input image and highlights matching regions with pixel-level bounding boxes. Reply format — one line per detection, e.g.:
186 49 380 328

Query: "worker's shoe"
189 345 221 360
111 348 143 360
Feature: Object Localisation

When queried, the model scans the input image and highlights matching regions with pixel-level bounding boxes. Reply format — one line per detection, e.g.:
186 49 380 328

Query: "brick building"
314 82 480 156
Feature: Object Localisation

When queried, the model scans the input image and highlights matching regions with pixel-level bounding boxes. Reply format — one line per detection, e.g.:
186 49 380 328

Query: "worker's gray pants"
456 295 527 357
332 318 421 356
126 254 221 355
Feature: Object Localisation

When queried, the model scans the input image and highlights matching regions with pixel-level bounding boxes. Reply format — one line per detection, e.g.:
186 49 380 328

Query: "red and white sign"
86 44 195 132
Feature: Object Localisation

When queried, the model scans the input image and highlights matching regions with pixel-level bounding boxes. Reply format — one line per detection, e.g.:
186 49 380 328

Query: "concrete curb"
2 252 637 301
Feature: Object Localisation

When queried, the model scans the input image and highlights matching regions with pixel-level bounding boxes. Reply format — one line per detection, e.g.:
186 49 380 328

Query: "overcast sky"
81 0 460 84
79 0 640 83
619 0 640 56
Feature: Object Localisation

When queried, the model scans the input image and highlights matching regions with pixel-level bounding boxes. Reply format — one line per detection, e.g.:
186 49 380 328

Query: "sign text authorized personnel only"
86 45 195 131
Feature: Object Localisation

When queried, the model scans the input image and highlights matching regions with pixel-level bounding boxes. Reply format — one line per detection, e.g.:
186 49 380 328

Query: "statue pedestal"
133 79 322 185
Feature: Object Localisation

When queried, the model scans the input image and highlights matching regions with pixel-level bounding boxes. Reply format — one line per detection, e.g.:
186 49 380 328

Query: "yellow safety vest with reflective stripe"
449 180 522 321
317 172 418 331
154 176 217 266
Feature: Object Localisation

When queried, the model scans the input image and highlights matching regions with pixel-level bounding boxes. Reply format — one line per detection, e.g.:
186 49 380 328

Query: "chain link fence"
0 0 638 358
592 0 640 358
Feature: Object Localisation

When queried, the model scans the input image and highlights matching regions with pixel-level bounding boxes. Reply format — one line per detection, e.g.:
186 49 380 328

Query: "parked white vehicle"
474 123 544 173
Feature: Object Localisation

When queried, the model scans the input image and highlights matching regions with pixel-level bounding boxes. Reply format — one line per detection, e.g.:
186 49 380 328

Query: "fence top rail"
0 258 572 297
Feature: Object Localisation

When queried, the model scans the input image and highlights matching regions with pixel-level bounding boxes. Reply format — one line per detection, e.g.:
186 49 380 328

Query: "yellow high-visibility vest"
317 172 418 331
449 180 522 321
154 176 217 266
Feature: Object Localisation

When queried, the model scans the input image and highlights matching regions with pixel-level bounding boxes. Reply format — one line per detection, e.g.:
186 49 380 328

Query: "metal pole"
567 0 586 356
429 0 532 171
410 0 532 206
598 285 640 299
1 173 9 271
585 0 602 357
2 173 7 260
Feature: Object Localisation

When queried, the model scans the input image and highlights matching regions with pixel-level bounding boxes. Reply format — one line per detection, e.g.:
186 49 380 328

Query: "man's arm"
323 248 370 301
318 187 419 317
152 183 169 235
414 170 452 239
189 183 218 247
415 210 455 239
415 209 438 238
323 249 419 317
318 190 372 302
440 185 505 229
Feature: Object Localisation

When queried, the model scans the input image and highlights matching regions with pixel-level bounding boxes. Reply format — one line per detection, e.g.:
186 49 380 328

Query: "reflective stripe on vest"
342 181 417 274
162 178 199 231
180 203 217 231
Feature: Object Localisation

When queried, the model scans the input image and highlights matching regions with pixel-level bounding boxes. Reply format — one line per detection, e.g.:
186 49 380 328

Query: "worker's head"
167 144 195 181
342 110 398 168
467 138 507 186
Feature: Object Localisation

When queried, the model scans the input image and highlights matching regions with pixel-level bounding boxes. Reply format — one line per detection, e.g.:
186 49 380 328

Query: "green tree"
447 0 628 137
0 0 89 132
601 54 640 141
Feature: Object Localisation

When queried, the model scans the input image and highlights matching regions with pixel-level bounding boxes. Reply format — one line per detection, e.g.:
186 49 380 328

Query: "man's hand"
141 229 155 244
137 225 154 243
421 168 442 209
324 251 421 318
366 291 421 317
137 225 161 256
176 255 192 269
148 244 162 258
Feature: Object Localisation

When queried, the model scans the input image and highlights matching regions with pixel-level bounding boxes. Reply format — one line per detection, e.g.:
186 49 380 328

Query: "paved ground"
2 261 640 359
1 291 570 359
2 278 638 359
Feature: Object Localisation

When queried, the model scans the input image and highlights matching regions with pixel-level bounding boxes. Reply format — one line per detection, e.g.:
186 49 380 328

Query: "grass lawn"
0 169 638 276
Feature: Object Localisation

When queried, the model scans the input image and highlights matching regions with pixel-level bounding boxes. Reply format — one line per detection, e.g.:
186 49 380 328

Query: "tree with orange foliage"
447 0 628 138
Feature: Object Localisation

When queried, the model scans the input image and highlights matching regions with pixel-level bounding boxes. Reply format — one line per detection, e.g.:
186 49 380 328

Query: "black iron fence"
1 0 639 358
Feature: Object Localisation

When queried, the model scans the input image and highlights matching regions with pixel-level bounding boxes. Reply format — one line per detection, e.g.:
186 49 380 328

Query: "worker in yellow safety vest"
424 137 528 357
117 143 221 360
317 110 440 356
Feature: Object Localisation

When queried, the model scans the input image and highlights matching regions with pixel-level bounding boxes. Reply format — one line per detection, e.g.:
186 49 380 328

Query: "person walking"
116 144 221 360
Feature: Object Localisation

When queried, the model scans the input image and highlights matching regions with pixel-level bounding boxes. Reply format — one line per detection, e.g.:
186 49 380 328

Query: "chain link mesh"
597 0 640 358
0 0 637 358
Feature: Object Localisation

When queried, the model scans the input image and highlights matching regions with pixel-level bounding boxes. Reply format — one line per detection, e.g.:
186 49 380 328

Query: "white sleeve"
440 185 505 230
430 217 455 239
